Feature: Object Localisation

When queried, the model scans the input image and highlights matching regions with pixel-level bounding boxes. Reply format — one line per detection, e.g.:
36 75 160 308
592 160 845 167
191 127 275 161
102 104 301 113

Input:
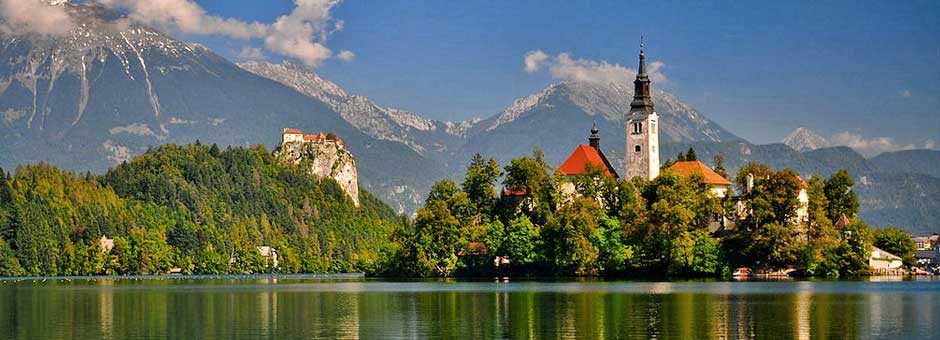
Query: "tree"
542 198 602 276
502 215 539 268
14 198 60 275
426 179 474 227
735 162 773 195
661 158 676 169
462 153 502 215
685 147 698 161
502 148 557 224
712 155 728 179
838 220 874 275
0 238 23 276
735 164 802 227
405 200 463 277
745 223 804 270
640 172 718 271
802 175 841 276
874 227 916 266
824 169 859 221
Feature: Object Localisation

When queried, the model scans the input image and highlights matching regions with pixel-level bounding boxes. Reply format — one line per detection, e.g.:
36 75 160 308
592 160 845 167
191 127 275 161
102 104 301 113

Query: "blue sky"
189 0 939 148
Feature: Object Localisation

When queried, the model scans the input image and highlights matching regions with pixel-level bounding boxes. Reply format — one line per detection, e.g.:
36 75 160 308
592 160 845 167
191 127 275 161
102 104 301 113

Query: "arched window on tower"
632 122 643 134
635 145 641 153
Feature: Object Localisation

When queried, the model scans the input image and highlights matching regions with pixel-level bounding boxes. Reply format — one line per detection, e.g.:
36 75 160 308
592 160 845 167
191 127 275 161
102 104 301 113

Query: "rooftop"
558 145 618 178
666 160 732 186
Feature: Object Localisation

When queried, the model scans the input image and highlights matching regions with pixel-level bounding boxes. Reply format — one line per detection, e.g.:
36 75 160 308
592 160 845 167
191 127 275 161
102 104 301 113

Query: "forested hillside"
0 144 396 276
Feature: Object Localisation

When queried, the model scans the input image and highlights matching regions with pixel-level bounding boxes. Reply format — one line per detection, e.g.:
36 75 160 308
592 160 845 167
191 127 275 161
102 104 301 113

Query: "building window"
651 121 656 133
635 145 641 153
632 122 643 134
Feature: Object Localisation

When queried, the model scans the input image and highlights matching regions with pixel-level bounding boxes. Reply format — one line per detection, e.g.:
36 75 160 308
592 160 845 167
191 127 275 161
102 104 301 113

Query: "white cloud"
523 50 548 73
925 139 936 150
0 0 75 36
96 0 267 39
238 46 266 61
523 51 667 86
829 131 916 157
337 50 355 62
899 89 912 98
97 0 344 69
263 0 340 68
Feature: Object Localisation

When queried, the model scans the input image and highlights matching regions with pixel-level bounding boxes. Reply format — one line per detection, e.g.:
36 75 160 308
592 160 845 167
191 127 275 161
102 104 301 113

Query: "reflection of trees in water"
11 280 940 339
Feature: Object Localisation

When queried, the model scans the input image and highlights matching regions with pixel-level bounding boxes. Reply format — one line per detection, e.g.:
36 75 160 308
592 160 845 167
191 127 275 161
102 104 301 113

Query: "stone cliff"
275 139 360 207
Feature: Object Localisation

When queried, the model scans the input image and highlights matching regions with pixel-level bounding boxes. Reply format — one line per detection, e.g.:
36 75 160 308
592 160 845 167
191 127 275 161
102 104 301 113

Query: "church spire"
630 37 655 114
589 120 600 149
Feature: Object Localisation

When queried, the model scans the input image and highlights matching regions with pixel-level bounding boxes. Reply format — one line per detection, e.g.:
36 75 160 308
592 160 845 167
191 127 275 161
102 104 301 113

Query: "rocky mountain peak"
782 127 830 152
475 80 737 143
238 60 469 155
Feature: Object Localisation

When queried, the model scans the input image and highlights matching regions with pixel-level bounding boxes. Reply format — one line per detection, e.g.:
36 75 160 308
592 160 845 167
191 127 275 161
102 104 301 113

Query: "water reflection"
0 278 938 339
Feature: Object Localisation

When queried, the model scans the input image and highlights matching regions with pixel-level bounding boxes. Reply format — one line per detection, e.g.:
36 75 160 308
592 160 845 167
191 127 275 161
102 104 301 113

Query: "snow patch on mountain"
238 60 470 154
476 80 737 143
782 127 831 152
486 84 558 131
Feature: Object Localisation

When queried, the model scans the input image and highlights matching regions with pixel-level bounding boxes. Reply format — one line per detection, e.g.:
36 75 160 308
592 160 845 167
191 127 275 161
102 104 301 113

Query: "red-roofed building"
834 213 851 230
665 160 735 232
557 123 619 179
665 160 732 198
556 124 619 206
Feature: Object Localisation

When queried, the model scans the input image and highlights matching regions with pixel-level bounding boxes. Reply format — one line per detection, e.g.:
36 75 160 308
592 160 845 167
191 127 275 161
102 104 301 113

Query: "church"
556 41 734 218
556 41 816 233
557 40 662 182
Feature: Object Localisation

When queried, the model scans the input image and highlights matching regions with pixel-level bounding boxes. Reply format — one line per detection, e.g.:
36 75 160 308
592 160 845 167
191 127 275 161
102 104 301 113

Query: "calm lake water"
0 276 938 339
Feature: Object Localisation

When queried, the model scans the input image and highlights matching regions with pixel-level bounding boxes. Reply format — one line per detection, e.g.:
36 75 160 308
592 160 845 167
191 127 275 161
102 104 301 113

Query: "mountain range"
2 2 939 234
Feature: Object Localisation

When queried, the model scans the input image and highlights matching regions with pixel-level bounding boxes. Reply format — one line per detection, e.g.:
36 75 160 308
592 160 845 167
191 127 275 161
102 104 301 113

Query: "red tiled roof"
666 160 732 186
558 145 618 178
282 128 302 135
303 134 320 141
834 213 851 229
502 188 527 197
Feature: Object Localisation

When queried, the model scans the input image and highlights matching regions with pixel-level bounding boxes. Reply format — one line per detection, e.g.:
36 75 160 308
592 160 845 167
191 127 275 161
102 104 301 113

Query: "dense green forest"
0 143 396 276
376 149 915 278
0 143 916 278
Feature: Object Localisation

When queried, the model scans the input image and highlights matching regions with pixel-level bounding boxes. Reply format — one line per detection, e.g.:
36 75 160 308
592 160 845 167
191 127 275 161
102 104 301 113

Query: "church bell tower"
625 38 660 180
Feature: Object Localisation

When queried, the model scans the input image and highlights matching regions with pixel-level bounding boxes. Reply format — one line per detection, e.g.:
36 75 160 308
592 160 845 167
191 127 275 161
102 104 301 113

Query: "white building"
869 246 903 271
257 246 279 269
282 128 304 144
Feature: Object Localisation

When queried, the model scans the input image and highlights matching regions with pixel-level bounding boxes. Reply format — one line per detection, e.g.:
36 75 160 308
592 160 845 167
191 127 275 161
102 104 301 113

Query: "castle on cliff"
281 128 346 148
277 128 359 207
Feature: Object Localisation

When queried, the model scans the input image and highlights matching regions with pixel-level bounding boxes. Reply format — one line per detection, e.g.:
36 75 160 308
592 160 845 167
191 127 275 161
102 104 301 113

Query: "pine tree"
712 155 728 179
686 147 697 161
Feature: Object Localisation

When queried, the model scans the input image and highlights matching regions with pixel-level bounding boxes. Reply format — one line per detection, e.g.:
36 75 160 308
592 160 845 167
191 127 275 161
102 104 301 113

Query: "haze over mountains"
2 2 939 233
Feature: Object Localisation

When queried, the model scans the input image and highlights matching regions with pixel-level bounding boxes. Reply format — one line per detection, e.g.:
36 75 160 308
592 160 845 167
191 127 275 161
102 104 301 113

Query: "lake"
0 275 938 339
